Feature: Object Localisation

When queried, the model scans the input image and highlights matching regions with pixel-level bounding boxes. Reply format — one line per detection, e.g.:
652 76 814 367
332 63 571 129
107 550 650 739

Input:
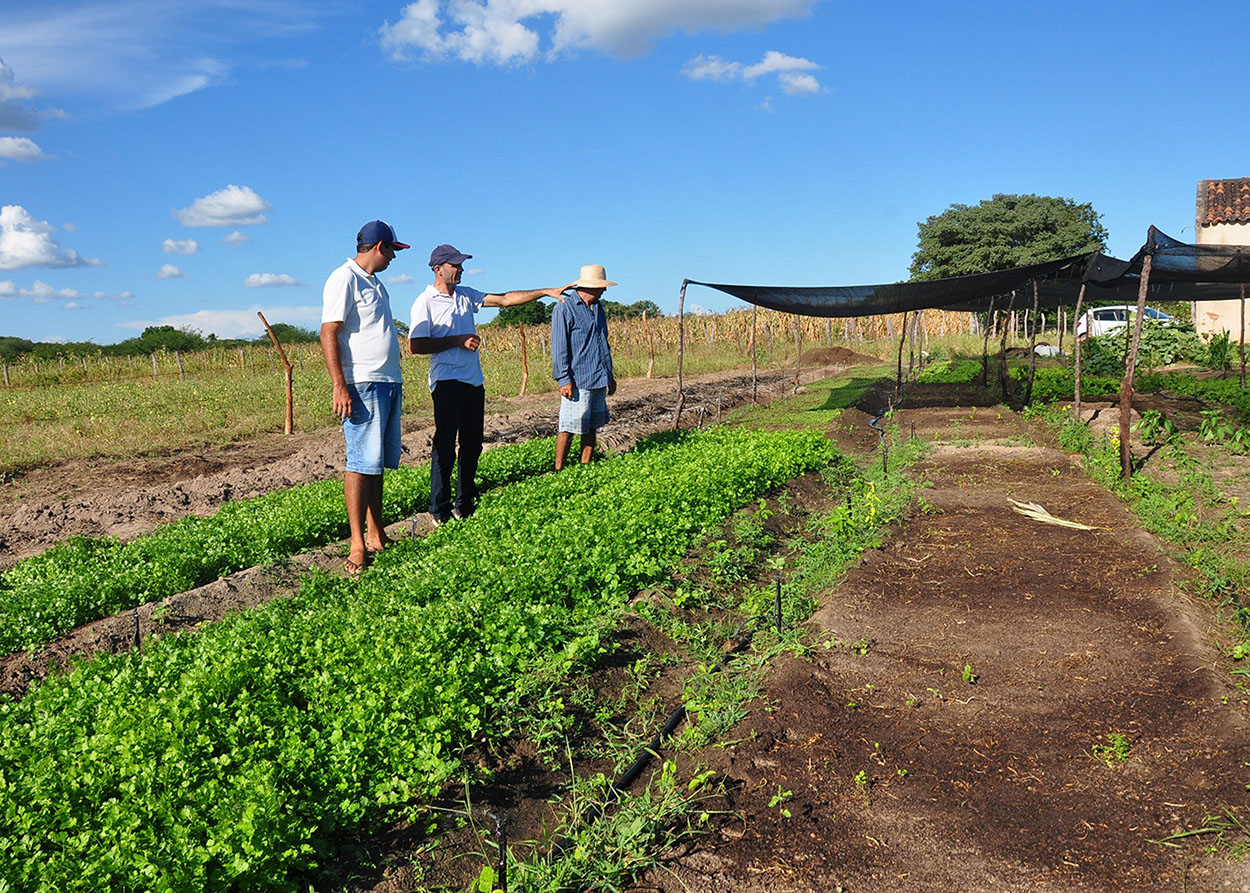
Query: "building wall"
1194 219 1250 340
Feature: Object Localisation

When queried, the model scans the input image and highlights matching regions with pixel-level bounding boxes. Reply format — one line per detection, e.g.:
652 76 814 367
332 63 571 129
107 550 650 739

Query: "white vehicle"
1076 304 1172 339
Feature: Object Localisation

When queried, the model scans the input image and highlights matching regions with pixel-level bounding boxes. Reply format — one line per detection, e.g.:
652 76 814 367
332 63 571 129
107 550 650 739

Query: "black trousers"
429 380 485 518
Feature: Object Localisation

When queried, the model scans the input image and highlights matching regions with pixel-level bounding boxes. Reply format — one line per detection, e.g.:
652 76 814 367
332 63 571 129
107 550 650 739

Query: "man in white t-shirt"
409 243 572 523
320 219 408 575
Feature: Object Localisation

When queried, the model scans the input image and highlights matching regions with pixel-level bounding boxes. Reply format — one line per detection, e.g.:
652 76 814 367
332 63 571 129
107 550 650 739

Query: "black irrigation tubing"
869 404 890 475
538 573 791 876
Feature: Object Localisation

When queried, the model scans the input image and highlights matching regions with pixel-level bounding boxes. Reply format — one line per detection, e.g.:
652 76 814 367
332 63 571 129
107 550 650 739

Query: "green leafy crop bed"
0 426 835 892
0 438 558 655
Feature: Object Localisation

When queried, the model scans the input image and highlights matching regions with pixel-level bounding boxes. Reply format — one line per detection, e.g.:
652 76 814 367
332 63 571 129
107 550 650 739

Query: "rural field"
3 320 1250 892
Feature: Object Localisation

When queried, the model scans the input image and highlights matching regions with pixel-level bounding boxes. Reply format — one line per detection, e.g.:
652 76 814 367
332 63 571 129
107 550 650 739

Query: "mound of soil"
800 346 881 366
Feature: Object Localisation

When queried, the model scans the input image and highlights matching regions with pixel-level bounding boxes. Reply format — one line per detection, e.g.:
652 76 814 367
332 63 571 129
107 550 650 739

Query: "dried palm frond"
1009 499 1102 531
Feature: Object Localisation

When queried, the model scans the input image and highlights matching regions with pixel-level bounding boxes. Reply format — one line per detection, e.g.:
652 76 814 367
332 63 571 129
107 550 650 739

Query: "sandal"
343 557 368 577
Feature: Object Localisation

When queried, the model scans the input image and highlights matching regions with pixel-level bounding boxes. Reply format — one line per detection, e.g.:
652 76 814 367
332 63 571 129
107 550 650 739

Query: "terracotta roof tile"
1199 178 1250 226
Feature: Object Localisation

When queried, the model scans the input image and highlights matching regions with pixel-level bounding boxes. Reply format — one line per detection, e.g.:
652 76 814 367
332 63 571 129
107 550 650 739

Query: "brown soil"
7 369 1250 892
644 391 1250 892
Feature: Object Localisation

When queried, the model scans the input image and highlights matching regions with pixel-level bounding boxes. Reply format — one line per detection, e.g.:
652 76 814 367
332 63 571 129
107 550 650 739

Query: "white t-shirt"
409 284 487 391
321 259 402 384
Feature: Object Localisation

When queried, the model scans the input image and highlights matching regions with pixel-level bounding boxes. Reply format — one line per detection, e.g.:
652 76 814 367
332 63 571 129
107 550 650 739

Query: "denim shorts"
558 385 610 434
343 381 402 475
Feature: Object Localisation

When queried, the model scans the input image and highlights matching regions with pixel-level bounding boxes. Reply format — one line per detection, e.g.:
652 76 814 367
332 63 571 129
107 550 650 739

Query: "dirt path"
650 402 1250 892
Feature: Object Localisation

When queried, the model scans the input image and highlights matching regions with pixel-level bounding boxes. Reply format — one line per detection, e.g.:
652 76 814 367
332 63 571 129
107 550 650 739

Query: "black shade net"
687 227 1250 318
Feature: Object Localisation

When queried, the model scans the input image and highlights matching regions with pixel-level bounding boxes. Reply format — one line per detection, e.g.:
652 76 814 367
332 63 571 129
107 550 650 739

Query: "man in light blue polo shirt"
410 243 571 524
320 219 408 575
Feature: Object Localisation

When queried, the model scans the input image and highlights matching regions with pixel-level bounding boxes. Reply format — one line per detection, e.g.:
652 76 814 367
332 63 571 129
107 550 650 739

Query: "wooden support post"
750 305 758 403
257 312 295 435
896 311 908 398
1119 253 1154 480
999 292 1016 401
1025 278 1040 406
793 314 802 394
643 309 656 379
1241 283 1246 390
674 281 688 430
1073 283 1087 420
981 296 996 387
518 322 529 396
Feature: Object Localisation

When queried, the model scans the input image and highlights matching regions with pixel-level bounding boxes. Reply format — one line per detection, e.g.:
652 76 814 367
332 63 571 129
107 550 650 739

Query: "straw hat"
574 264 617 289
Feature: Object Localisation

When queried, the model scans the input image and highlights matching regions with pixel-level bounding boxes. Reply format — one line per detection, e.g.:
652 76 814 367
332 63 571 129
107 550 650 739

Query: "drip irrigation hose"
547 578 788 862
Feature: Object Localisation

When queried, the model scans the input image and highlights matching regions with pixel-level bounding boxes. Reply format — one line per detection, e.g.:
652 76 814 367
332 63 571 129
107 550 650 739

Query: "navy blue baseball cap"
429 243 472 267
357 220 409 249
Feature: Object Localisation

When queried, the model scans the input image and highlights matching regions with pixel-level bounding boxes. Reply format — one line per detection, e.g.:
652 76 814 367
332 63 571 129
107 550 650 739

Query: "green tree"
602 299 662 319
909 193 1108 280
255 323 319 344
493 302 553 327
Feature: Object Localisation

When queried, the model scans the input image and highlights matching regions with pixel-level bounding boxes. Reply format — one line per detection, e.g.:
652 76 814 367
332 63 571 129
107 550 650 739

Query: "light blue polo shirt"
409 284 488 391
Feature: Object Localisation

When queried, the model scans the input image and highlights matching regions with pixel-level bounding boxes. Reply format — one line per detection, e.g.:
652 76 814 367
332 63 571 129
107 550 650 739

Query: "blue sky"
1 0 1247 343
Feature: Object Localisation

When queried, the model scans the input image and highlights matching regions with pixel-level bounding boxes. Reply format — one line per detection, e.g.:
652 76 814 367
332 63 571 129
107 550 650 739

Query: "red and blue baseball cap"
357 220 409 249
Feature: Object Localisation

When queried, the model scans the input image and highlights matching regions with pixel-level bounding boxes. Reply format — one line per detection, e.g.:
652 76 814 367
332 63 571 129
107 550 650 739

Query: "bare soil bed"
645 390 1250 892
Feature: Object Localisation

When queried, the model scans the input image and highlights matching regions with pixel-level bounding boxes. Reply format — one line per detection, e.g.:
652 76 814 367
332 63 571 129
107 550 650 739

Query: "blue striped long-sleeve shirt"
551 296 614 389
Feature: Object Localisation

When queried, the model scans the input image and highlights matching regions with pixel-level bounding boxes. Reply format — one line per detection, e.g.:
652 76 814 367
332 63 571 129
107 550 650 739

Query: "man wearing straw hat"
551 264 618 471
410 243 571 524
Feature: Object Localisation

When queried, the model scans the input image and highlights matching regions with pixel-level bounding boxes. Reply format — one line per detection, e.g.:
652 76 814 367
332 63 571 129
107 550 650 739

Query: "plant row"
0 437 558 656
0 426 837 892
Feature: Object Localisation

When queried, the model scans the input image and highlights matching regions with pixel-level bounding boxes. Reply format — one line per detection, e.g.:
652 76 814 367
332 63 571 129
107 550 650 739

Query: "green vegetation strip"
0 426 835 891
0 437 557 656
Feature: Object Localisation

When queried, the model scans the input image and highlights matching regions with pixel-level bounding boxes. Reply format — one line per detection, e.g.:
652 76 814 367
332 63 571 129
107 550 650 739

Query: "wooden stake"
750 305 758 403
257 311 295 435
1119 252 1153 480
643 309 655 379
675 281 688 430
1073 283 1087 421
1025 278 1040 406
518 322 529 396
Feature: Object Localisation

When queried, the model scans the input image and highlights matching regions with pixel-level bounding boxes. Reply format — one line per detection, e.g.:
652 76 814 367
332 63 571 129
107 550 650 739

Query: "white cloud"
244 272 302 287
0 280 16 296
0 205 105 271
156 263 186 279
0 5 332 113
174 185 271 227
121 304 321 339
381 0 814 64
0 136 48 163
23 280 87 303
385 271 414 284
222 230 250 245
163 237 198 255
683 49 822 94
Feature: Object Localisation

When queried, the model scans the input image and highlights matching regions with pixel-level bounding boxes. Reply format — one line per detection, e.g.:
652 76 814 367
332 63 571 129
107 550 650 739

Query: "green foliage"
1132 410 1177 447
910 193 1108 280
255 323 318 344
0 426 836 890
1092 732 1131 766
602 299 662 319
916 359 980 384
492 302 553 327
1080 332 1126 376
1207 331 1234 372
1015 367 1119 404
0 437 557 654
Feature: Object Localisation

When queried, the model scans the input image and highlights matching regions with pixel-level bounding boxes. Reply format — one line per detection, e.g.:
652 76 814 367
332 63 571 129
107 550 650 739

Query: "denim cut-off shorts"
558 385 610 434
343 381 403 475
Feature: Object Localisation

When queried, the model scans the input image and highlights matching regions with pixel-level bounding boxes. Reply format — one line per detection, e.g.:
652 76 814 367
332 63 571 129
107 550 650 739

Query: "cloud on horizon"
244 272 302 287
121 304 321 339
380 0 815 65
0 204 104 271
175 185 271 228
